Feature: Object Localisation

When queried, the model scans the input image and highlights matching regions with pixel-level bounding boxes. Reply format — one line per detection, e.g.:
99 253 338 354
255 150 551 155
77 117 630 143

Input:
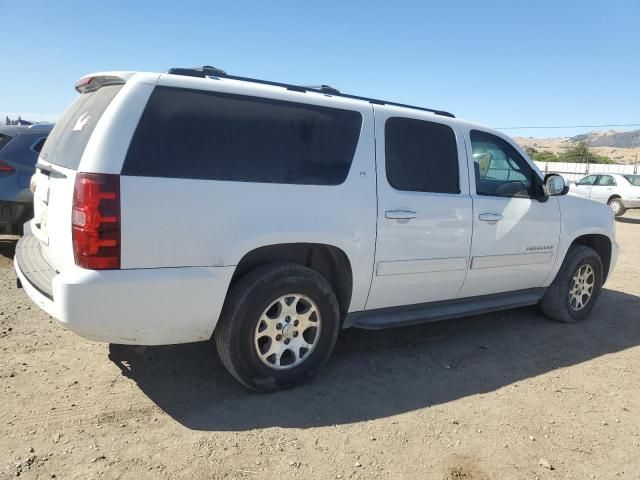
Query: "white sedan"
571 173 640 216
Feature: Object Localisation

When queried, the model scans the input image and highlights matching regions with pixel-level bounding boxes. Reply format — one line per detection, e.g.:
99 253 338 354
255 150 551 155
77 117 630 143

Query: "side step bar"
343 288 545 330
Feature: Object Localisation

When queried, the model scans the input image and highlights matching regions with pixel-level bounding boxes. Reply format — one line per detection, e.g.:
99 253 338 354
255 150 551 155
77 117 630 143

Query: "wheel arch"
231 243 353 317
607 194 622 204
569 234 612 282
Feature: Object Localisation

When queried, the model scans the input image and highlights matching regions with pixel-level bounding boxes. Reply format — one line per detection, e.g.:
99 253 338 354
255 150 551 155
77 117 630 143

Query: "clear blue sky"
1 0 639 138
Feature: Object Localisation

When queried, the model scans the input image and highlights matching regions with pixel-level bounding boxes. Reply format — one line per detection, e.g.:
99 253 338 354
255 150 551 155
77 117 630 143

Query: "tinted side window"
385 117 459 193
123 87 363 185
470 130 537 198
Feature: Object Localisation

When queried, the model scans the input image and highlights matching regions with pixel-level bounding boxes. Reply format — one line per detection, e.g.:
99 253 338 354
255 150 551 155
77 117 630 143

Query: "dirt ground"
1 213 639 480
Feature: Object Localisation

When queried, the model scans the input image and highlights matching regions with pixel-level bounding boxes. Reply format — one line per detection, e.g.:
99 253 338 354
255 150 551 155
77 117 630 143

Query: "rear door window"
384 117 459 193
40 85 123 170
122 86 363 185
595 175 616 186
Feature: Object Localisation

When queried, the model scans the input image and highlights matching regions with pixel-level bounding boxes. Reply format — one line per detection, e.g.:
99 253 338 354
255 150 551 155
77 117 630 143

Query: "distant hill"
515 130 640 165
569 129 640 148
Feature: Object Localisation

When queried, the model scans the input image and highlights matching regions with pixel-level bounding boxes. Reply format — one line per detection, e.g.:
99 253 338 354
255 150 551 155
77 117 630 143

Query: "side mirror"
544 174 569 196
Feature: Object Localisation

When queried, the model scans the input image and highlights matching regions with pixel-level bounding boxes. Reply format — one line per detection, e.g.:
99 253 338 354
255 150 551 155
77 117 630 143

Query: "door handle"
478 212 503 223
385 210 417 220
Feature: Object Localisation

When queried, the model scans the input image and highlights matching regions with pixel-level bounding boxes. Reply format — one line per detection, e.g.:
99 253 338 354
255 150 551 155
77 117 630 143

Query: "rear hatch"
32 81 124 271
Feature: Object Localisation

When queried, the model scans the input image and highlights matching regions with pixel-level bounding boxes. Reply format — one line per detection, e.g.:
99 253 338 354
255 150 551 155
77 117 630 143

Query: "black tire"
608 198 626 217
539 245 603 323
214 262 340 391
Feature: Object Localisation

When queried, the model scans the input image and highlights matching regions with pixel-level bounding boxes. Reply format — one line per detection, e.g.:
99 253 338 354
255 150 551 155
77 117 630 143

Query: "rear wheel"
214 263 340 391
539 245 603 323
608 198 626 217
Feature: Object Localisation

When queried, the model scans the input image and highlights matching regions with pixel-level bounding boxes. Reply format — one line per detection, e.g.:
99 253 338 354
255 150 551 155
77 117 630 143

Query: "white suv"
15 67 618 391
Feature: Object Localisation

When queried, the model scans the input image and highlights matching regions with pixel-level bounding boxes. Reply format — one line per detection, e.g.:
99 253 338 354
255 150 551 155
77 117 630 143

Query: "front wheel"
608 198 626 217
539 245 603 323
214 263 340 391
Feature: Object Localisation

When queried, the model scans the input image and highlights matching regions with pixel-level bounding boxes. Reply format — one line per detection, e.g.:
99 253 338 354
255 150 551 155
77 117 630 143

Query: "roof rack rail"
166 66 455 118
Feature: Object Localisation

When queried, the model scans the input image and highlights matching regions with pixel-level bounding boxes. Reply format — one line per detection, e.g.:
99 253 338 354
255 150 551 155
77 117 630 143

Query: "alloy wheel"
253 294 321 370
568 264 595 311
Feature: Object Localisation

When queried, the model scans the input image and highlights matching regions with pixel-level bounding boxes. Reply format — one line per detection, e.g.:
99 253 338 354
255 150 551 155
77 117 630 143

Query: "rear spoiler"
75 75 126 94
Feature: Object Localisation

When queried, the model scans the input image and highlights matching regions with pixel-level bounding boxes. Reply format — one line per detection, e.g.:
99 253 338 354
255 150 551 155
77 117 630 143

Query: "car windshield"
623 175 640 186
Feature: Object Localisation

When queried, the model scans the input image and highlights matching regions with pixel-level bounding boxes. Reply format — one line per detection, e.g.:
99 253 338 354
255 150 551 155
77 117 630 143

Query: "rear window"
624 175 640 186
122 86 363 185
40 85 123 170
0 133 14 150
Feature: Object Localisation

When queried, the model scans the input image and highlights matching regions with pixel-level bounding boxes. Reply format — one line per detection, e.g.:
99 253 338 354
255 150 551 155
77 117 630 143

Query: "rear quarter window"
40 85 123 170
0 133 14 150
122 86 363 185
30 137 47 153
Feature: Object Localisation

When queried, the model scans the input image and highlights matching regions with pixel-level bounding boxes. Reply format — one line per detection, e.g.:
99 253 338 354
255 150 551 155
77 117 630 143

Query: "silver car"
571 173 640 216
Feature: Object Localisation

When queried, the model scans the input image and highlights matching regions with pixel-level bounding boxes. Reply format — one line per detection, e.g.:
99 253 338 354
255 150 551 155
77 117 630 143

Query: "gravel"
1 212 640 479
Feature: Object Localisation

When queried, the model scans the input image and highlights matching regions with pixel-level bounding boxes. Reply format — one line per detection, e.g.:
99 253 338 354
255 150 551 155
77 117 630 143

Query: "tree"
536 150 560 162
524 146 560 163
524 141 614 164
559 141 613 164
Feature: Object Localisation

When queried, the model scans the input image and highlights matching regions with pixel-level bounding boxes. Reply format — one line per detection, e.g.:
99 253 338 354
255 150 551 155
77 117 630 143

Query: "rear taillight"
72 173 120 269
74 75 125 93
0 160 15 172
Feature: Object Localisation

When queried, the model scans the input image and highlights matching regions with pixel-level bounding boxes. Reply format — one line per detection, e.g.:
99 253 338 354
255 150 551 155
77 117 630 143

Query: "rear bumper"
14 234 235 345
622 198 640 209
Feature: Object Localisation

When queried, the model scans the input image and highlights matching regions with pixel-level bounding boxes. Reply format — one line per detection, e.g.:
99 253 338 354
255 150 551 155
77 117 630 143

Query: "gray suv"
0 124 53 234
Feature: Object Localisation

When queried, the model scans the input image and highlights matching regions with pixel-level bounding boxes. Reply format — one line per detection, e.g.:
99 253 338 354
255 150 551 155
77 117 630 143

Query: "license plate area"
32 172 50 243
32 201 49 244
33 171 50 203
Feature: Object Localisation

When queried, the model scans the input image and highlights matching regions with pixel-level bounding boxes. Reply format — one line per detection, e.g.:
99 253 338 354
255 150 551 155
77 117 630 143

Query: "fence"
534 161 639 183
